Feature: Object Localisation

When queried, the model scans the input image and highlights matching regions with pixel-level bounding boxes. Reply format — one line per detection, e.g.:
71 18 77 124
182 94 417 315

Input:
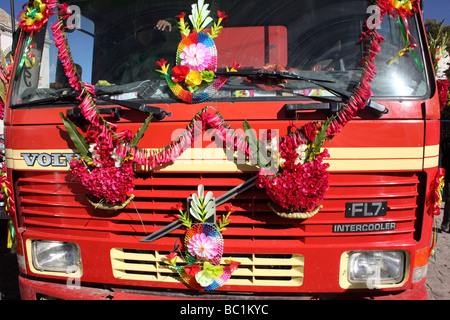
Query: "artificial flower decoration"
162 185 240 291
390 0 416 11
180 43 212 72
19 0 56 33
187 232 220 260
171 65 190 82
60 112 152 210
378 0 423 69
156 0 239 103
256 121 331 219
429 168 445 216
185 70 203 88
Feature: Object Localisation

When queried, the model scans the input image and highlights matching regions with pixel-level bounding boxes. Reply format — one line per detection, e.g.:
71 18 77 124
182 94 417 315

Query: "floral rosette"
19 0 57 33
156 0 238 103
257 121 331 219
162 186 240 291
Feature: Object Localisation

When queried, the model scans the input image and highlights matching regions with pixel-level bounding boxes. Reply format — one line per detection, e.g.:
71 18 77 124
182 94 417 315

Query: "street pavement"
425 208 450 300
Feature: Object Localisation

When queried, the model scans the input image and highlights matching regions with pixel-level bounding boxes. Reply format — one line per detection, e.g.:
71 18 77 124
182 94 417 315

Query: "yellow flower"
185 70 203 87
391 0 415 11
201 70 215 82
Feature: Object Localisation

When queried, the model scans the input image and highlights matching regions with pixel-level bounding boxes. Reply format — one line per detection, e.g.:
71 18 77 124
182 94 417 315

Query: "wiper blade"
216 70 351 100
11 92 172 120
96 96 172 120
217 71 389 116
10 92 80 109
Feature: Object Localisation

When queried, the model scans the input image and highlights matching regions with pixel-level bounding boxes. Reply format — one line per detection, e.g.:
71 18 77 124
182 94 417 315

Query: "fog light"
348 251 405 285
412 264 428 283
31 240 81 273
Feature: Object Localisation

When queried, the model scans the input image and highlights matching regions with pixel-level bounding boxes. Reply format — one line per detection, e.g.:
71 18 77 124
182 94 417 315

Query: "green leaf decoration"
130 113 153 147
59 112 91 160
305 116 333 162
244 120 266 167
177 211 192 228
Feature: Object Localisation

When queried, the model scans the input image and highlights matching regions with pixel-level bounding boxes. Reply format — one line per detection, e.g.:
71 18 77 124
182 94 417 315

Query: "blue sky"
423 0 450 23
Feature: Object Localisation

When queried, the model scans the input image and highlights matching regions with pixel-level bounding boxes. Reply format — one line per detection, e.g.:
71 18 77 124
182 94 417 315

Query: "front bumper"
19 275 428 300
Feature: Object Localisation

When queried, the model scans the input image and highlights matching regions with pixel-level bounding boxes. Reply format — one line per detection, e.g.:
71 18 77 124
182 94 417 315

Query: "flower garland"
16 0 424 214
156 0 239 103
162 185 240 291
328 0 421 134
116 106 251 170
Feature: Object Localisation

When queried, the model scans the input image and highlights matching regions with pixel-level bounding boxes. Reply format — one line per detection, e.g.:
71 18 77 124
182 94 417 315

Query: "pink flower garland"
327 30 384 136
115 107 251 169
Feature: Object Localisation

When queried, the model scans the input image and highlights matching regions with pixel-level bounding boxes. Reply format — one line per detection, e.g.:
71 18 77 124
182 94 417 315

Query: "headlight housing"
347 250 405 286
31 240 82 274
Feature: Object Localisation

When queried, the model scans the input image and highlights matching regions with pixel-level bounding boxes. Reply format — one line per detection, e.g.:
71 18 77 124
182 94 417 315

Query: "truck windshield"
10 0 429 107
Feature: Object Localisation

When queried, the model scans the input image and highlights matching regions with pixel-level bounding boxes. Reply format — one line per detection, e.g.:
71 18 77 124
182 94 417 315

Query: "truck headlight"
348 251 405 285
31 240 81 273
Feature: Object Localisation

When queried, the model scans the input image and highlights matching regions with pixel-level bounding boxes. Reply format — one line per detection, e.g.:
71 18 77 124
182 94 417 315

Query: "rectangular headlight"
348 250 405 285
31 240 81 273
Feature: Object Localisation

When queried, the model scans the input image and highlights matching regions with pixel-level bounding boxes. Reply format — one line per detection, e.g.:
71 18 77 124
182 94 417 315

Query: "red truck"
3 0 441 299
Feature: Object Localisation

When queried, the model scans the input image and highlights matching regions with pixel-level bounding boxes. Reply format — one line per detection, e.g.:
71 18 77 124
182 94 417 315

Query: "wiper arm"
217 70 389 117
10 92 80 109
216 70 351 100
96 96 172 120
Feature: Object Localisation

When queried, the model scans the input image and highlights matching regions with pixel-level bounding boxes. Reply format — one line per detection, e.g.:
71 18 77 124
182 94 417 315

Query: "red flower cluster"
70 128 135 205
70 159 134 205
437 79 449 111
257 131 330 213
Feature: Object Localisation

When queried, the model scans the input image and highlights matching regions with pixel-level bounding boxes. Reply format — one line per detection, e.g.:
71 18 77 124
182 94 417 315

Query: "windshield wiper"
216 70 389 117
96 96 172 120
10 92 81 109
11 91 172 120
216 70 351 100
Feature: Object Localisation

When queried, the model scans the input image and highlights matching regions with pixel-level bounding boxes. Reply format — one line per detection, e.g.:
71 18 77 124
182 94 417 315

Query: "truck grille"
16 171 420 240
111 248 304 286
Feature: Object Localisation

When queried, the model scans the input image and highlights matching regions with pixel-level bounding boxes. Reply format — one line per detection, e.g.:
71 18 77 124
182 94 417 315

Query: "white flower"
111 149 124 168
265 137 278 153
195 270 215 287
437 53 450 78
295 144 307 165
